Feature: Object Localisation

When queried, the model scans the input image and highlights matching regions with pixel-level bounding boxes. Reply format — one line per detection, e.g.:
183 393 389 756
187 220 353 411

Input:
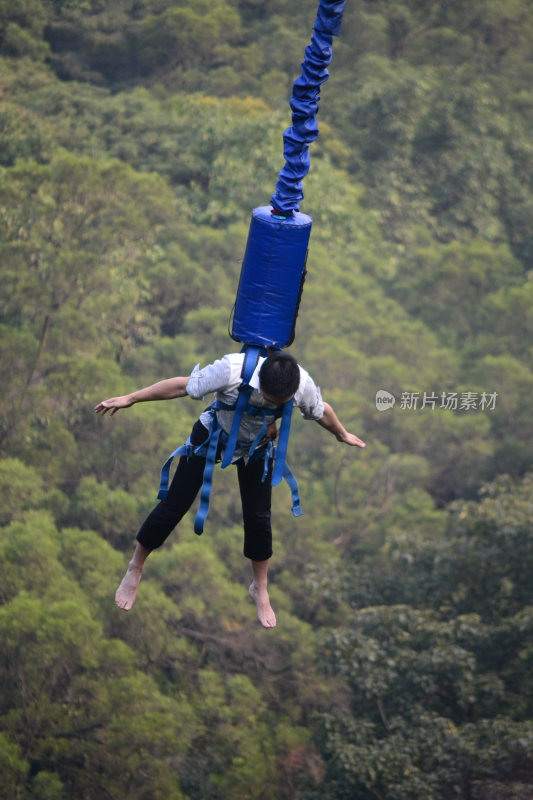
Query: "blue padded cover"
231 206 312 349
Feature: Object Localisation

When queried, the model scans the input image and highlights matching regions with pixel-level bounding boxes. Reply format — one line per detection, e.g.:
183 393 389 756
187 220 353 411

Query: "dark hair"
259 352 300 400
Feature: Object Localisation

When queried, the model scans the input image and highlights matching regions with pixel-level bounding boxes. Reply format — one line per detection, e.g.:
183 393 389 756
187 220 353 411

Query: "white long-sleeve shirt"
186 352 324 458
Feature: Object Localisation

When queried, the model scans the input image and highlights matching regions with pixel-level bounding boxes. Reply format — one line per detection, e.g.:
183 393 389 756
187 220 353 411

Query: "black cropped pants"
136 420 273 561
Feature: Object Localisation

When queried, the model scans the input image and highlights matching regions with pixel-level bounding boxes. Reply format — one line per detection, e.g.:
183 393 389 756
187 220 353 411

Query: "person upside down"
94 351 365 628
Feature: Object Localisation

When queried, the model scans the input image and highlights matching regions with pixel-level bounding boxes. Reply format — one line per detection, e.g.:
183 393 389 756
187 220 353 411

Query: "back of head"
259 352 300 401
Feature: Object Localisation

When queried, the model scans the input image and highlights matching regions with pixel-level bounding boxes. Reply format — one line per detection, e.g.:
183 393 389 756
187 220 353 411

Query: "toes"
115 585 134 610
248 584 277 627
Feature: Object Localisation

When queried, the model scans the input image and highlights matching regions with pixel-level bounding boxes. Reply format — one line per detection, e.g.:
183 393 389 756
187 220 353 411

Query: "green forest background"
1 1 533 798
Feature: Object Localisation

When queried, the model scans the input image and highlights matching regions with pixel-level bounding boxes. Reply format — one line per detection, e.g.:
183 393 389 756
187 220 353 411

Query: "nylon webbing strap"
220 386 252 468
194 425 222 535
157 444 189 500
283 462 302 517
221 345 262 469
272 397 294 486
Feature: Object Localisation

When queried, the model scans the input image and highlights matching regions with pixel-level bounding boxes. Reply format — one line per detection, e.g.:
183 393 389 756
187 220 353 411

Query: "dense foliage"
1 1 532 798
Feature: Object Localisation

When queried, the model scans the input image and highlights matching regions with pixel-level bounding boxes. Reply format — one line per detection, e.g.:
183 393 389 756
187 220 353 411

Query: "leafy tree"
0 0 50 60
314 474 533 800
65 476 145 549
0 457 67 526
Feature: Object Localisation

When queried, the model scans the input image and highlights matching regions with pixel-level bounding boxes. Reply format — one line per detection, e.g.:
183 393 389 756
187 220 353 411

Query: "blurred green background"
1 1 532 798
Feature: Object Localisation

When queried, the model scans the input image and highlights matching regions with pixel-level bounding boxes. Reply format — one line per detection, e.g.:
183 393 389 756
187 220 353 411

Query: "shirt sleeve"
296 371 324 421
186 356 233 400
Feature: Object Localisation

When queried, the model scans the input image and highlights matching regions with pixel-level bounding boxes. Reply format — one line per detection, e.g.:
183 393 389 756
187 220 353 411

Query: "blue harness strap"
271 397 294 487
282 461 302 517
194 423 222 535
221 345 263 469
157 444 189 500
157 422 213 501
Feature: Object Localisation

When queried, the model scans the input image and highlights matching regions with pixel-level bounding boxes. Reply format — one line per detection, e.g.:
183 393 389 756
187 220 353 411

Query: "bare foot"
248 582 277 628
115 564 143 610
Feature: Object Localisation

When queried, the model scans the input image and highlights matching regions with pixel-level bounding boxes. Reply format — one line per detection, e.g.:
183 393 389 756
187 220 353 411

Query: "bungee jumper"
95 0 365 629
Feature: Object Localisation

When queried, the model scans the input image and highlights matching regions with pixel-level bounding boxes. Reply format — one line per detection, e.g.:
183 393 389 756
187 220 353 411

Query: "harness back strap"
194 424 222 535
271 396 294 487
220 345 264 469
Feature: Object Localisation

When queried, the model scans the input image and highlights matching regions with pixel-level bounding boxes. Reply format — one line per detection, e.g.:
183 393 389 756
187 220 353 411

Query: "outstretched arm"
94 376 189 416
317 402 366 448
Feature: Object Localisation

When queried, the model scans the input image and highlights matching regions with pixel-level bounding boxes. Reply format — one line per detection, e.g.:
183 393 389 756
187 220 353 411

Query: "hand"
94 395 134 416
257 421 279 448
337 431 366 448
266 421 279 442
